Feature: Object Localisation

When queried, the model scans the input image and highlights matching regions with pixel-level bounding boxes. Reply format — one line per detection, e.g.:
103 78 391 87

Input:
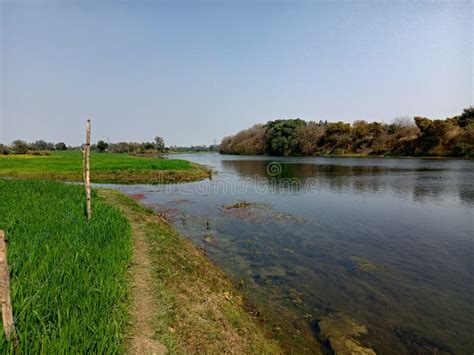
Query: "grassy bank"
0 179 132 353
0 151 210 183
0 179 281 353
100 189 282 354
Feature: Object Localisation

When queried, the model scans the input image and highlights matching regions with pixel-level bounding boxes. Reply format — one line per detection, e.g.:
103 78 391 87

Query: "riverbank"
99 189 282 354
0 151 211 183
0 179 282 353
219 151 474 159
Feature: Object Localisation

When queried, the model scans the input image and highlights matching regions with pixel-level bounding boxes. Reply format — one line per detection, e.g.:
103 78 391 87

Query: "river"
112 153 473 354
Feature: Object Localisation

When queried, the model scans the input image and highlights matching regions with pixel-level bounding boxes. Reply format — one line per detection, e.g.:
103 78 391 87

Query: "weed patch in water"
350 256 378 272
221 200 306 223
318 313 376 354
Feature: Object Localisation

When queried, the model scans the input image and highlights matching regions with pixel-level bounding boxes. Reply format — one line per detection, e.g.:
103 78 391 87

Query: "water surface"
113 154 474 354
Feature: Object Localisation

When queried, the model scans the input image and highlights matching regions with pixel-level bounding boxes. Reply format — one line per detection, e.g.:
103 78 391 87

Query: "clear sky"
0 0 472 146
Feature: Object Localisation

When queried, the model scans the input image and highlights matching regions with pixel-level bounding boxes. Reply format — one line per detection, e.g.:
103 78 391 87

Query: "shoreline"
218 152 473 160
99 188 282 353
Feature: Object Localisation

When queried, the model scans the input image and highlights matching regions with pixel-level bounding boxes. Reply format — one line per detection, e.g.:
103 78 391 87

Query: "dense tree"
154 136 165 151
12 140 29 154
143 142 155 150
414 117 451 154
320 121 352 153
0 144 9 155
55 142 68 150
220 124 266 155
220 107 474 157
455 125 474 156
458 106 474 128
32 140 49 151
96 140 109 152
265 119 306 156
296 122 325 155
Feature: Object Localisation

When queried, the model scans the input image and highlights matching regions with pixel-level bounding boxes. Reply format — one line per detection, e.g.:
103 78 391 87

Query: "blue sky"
1 0 472 146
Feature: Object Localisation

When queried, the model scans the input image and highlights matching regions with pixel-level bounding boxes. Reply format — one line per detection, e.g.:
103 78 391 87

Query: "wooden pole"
85 119 92 219
82 144 86 184
0 230 18 346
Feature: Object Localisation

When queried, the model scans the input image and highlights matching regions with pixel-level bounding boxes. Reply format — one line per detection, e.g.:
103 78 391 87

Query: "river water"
113 153 473 354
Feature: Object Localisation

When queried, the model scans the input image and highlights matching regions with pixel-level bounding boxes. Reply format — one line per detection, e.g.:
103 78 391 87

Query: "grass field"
0 179 131 353
0 151 210 183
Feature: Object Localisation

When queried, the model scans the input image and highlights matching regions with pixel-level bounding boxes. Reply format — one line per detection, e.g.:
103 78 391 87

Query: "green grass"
0 151 210 183
0 179 132 353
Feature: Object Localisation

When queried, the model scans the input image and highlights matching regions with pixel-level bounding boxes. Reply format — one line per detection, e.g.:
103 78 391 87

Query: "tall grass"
0 179 131 353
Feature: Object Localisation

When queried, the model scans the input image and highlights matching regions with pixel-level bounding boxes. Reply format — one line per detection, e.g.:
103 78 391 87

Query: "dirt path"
100 190 167 355
100 189 283 354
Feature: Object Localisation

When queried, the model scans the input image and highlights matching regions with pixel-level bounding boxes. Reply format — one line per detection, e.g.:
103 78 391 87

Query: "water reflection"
219 158 473 206
112 154 474 354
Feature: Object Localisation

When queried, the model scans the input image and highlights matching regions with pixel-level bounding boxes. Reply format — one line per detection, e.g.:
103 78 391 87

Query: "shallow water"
112 153 474 354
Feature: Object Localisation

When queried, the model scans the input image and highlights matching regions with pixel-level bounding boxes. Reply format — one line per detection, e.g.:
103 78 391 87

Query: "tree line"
220 107 474 157
0 136 167 155
0 136 218 155
0 140 69 155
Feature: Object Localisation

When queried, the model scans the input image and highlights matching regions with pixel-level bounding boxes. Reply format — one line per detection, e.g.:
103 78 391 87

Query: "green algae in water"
318 313 376 355
350 256 377 272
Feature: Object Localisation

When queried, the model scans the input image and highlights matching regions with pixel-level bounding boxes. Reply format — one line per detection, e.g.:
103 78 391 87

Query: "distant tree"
296 122 325 155
458 106 474 128
109 142 132 153
55 142 67 150
321 121 352 153
414 117 451 154
220 124 266 155
455 124 474 156
32 140 48 151
0 144 9 155
265 119 306 156
12 140 29 154
154 136 165 151
392 116 415 128
217 107 471 157
96 140 109 152
143 142 155 150
350 120 371 153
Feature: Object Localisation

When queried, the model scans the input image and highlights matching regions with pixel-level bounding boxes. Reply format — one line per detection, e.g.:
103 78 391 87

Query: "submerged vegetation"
220 106 474 157
318 313 375 355
0 179 131 353
0 151 210 183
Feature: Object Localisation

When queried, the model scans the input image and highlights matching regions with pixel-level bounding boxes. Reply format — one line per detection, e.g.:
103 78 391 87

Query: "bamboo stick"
82 146 86 184
0 230 18 345
85 119 92 219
